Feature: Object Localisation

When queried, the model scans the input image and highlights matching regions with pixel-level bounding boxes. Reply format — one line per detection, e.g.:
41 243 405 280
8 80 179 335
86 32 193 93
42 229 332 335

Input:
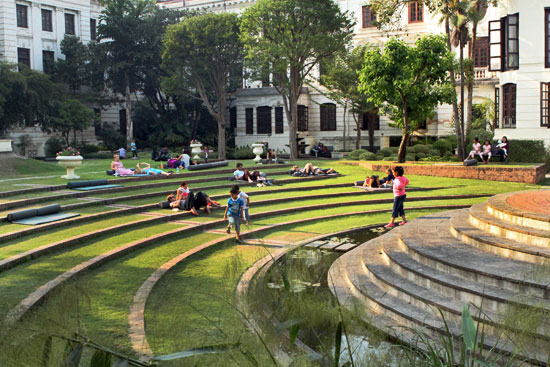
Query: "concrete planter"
252 143 264 162
57 155 83 179
190 143 202 161
0 140 13 153
331 152 349 159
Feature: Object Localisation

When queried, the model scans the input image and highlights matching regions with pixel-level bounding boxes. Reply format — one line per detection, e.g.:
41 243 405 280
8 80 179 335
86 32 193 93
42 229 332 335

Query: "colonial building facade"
162 0 550 152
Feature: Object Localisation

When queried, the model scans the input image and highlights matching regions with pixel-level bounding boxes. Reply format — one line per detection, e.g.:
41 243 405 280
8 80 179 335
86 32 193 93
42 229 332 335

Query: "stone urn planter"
252 143 264 162
190 143 203 161
57 155 83 179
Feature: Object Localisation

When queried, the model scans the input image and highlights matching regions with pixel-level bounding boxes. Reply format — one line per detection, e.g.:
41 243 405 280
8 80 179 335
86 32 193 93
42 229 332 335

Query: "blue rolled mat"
72 184 122 191
7 208 38 222
187 161 229 171
11 212 80 225
67 180 109 189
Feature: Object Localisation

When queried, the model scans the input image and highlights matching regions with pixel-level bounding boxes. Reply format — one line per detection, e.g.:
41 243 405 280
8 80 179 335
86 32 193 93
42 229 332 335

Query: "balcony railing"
473 67 497 80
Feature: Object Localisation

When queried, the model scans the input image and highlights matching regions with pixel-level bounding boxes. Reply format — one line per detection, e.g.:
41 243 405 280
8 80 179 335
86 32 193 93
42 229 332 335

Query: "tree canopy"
241 0 354 159
42 99 95 146
359 35 456 162
162 12 243 160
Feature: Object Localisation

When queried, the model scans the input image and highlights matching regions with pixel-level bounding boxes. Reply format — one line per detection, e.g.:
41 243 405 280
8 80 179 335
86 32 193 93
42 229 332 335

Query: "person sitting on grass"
158 147 170 161
233 184 250 225
233 163 245 180
136 162 172 176
466 137 483 161
355 175 380 188
380 168 395 186
224 186 245 243
482 140 492 164
111 154 135 176
175 181 220 216
266 148 278 162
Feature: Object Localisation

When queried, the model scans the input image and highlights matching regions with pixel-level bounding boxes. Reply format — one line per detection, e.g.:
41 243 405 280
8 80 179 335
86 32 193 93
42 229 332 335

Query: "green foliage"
416 153 426 160
405 153 416 162
227 146 255 160
41 99 94 146
96 124 126 151
80 144 99 154
378 148 393 157
359 35 457 162
413 144 430 154
433 139 453 156
359 152 377 161
507 140 547 164
346 149 368 160
45 137 65 158
240 0 354 158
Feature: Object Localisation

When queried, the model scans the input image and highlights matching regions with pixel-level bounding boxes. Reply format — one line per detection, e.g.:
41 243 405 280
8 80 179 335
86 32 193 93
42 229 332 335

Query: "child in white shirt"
233 184 250 225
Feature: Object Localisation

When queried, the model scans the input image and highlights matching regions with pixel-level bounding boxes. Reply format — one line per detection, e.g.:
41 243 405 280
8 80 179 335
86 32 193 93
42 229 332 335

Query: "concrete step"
469 203 550 248
397 212 550 300
359 235 550 340
380 230 550 316
332 246 549 365
450 209 550 264
486 191 550 231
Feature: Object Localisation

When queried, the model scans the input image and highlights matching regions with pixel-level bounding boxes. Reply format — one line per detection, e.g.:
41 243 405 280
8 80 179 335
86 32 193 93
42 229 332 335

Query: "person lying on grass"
355 175 381 188
224 186 245 243
385 166 409 228
233 184 250 225
175 181 220 216
136 162 172 176
290 163 336 176
380 168 394 186
111 154 135 176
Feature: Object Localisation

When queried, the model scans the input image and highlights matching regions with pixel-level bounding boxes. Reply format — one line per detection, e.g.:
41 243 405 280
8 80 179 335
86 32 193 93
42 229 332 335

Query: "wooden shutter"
505 13 519 70
494 87 500 129
257 106 272 134
245 108 253 134
298 105 308 131
321 104 336 131
541 82 549 127
489 20 502 71
230 107 237 129
503 84 516 128
275 107 284 134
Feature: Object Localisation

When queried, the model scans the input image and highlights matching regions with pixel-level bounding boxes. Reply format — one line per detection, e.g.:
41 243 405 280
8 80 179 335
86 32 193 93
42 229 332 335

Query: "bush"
375 154 384 161
346 149 369 160
416 152 426 160
382 156 394 161
413 144 430 154
390 147 399 154
227 146 254 160
420 155 458 162
97 125 126 151
379 148 393 157
45 137 64 158
359 151 377 161
84 151 113 159
428 149 440 157
405 153 416 161
80 144 99 155
407 146 416 154
433 139 452 156
507 140 547 163
469 129 493 145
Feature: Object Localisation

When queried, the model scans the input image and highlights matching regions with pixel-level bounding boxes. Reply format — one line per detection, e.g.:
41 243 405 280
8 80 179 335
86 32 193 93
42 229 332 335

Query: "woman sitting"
355 175 380 188
176 181 220 215
466 137 483 161
380 168 395 186
266 149 278 162
136 162 172 176
111 154 135 176
496 136 509 162
174 149 192 169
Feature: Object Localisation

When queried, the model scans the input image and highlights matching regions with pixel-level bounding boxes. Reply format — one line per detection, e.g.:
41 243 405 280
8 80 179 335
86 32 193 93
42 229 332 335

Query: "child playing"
385 166 409 228
131 139 138 159
224 186 245 242
233 185 250 225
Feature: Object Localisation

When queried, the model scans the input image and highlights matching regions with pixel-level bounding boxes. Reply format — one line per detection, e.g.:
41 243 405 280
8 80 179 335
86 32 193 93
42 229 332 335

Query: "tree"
241 0 354 159
97 0 157 148
359 36 456 163
317 45 375 150
42 99 95 146
163 12 243 160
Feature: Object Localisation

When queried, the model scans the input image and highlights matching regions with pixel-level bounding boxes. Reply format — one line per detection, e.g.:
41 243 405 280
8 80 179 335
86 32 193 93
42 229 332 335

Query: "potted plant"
56 147 83 179
251 142 265 162
190 139 203 161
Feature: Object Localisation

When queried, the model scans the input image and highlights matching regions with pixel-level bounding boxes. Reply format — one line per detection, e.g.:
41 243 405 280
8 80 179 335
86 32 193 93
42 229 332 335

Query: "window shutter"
257 106 272 134
245 108 254 134
489 20 502 71
275 107 284 134
494 87 500 129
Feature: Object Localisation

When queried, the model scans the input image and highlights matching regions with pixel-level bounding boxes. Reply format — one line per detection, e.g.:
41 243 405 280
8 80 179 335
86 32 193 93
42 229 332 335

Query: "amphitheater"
0 159 547 366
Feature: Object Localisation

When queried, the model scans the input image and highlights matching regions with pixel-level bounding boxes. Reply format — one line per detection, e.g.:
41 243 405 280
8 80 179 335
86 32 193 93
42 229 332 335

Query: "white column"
55 7 65 56
30 2 42 71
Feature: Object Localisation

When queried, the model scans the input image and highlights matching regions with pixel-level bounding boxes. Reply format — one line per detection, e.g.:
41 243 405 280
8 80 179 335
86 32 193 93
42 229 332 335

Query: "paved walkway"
506 190 550 215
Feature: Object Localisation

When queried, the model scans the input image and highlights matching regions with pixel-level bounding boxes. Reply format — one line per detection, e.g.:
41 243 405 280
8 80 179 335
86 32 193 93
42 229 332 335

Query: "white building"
163 0 550 153
0 0 124 157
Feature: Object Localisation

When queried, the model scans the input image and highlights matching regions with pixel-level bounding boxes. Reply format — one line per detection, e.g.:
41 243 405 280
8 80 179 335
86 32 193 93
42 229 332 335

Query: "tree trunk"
368 114 375 152
125 73 133 148
288 68 300 160
459 37 466 159
342 102 347 151
217 118 226 160
445 18 464 160
397 104 409 163
216 85 227 160
353 114 360 150
466 22 478 140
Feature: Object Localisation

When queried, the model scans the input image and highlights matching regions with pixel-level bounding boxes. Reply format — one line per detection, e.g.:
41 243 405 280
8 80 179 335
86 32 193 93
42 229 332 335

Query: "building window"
320 103 336 131
494 87 500 129
489 13 519 71
545 8 550 68
16 4 28 28
257 106 272 134
245 108 254 134
90 18 97 40
361 111 380 131
229 107 237 129
362 6 376 28
65 13 75 35
275 107 284 134
42 50 55 74
408 1 423 23
541 83 549 127
502 83 516 128
42 9 53 32
297 105 308 131
473 37 489 67
119 109 127 135
17 48 30 68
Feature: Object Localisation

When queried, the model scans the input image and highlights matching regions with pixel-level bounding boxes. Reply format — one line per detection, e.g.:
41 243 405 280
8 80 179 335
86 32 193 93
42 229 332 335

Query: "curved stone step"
380 231 550 317
469 203 550 248
359 236 550 340
450 209 550 264
486 191 550 231
331 246 549 365
397 212 550 300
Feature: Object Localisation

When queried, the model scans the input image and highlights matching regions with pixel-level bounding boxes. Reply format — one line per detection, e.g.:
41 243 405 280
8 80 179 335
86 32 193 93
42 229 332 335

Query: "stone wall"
344 161 547 184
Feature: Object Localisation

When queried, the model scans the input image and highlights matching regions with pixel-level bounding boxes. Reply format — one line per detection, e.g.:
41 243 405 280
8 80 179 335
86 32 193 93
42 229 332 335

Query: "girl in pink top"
385 166 409 228
482 140 492 164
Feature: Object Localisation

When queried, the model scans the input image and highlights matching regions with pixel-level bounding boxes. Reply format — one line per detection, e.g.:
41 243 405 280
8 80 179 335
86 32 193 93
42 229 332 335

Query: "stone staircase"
328 190 550 365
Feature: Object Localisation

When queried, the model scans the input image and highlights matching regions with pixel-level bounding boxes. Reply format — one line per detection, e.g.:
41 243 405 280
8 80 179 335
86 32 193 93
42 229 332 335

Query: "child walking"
233 185 250 225
224 186 245 242
385 166 409 228
131 139 138 159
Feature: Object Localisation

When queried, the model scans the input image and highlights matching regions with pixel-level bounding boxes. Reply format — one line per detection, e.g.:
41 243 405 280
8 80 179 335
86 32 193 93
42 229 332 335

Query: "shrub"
375 154 385 161
45 137 64 158
227 146 254 159
359 151 377 161
428 149 440 157
83 151 113 159
390 147 399 154
507 140 547 163
346 149 368 160
80 144 99 155
382 156 394 161
416 152 426 160
413 144 430 154
379 148 393 157
405 153 416 161
469 129 494 145
97 125 126 151
433 139 452 156
407 146 416 154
